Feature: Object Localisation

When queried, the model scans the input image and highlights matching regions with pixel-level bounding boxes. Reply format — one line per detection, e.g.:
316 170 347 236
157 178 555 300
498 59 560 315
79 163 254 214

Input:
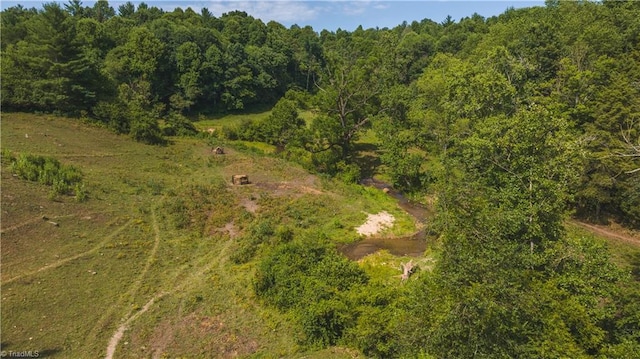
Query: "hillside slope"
1 113 416 358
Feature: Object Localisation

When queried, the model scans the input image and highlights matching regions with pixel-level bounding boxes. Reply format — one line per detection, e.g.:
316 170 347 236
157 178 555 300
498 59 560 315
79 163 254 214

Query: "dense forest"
2 0 640 357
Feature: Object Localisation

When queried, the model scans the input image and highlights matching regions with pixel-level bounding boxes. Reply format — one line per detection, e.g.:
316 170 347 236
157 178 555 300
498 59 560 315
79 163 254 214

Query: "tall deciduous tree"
310 44 383 159
175 41 203 109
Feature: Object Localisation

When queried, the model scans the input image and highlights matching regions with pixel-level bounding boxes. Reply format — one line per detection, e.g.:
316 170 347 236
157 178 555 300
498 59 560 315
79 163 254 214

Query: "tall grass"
4 151 87 201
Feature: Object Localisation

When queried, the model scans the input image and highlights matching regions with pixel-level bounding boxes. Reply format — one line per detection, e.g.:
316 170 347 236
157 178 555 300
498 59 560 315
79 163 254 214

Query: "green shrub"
9 152 86 198
220 125 238 140
275 225 294 243
230 240 260 264
297 298 353 347
283 88 312 109
254 235 368 341
619 180 640 227
52 178 68 196
336 161 362 184
344 305 401 358
1 148 14 162
162 113 198 137
130 117 166 145
74 183 88 202
253 236 371 347
91 101 130 134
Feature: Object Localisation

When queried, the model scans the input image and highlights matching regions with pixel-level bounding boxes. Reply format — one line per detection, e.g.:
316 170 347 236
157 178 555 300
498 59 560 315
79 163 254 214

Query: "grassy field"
1 113 415 358
193 109 317 132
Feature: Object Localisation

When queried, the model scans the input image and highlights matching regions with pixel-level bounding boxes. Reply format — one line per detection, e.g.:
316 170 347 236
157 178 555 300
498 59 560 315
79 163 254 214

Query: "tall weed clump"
5 151 87 201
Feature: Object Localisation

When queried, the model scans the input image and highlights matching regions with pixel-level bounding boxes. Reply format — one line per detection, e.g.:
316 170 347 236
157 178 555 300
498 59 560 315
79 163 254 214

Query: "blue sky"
2 1 545 31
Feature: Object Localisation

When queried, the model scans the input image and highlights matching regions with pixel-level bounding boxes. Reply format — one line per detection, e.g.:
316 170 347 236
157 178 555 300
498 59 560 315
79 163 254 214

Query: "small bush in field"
74 183 88 202
7 151 86 198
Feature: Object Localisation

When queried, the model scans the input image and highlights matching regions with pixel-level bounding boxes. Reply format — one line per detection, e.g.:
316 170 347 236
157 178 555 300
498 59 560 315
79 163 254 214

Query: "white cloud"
373 3 389 10
340 1 369 15
207 1 323 24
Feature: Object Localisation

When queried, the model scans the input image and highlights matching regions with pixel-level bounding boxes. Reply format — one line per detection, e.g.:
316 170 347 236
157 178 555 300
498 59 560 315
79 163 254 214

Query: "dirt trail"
0 210 115 234
572 220 640 247
25 153 125 158
105 226 235 359
127 208 162 298
102 207 163 359
0 217 43 234
105 292 167 359
2 219 134 285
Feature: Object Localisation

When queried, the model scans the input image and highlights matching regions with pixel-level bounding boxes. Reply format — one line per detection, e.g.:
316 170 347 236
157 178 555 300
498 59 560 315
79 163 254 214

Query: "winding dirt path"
102 207 162 359
2 219 134 285
105 292 167 359
125 208 162 299
572 220 640 247
103 220 235 359
0 217 43 234
24 153 125 158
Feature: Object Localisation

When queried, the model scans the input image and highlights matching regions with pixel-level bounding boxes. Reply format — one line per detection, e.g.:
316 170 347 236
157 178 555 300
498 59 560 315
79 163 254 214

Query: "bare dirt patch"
148 318 176 359
254 181 324 197
211 221 240 239
356 211 395 236
572 220 640 247
240 197 259 213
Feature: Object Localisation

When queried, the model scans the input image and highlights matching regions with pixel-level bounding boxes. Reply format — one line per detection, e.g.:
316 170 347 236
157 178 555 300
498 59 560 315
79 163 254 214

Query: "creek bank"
338 178 430 260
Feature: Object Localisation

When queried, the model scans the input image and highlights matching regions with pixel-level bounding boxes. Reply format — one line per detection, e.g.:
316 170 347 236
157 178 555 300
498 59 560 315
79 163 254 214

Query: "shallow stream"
338 178 430 260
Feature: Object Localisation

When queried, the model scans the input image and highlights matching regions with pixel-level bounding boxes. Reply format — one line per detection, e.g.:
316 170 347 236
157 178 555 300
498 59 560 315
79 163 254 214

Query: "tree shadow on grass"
200 103 274 119
352 142 382 179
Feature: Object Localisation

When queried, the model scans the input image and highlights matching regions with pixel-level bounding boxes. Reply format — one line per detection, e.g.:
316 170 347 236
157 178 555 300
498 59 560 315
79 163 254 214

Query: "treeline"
2 0 638 224
1 0 325 142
